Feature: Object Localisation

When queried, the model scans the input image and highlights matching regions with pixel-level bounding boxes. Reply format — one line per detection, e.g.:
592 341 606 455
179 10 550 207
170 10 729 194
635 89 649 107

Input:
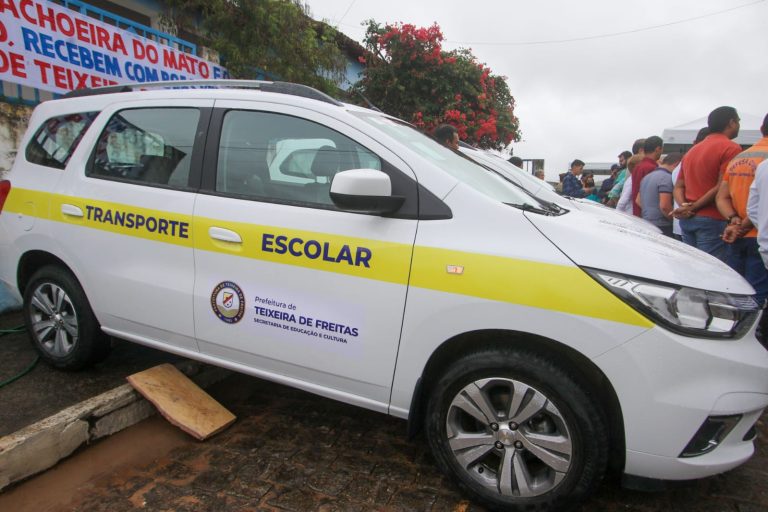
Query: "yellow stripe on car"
5 188 651 327
192 217 413 285
4 190 196 248
410 246 651 327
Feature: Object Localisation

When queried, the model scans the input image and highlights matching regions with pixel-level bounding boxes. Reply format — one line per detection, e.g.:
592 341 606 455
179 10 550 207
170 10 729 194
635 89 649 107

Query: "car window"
355 146 382 170
271 138 336 184
89 108 200 188
216 110 382 207
25 112 99 170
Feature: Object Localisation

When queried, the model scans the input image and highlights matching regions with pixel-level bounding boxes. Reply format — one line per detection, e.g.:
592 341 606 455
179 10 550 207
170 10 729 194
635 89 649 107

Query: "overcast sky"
306 0 767 179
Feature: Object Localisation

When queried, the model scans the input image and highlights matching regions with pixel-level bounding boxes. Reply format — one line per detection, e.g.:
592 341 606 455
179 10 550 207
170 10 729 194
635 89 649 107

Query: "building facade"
0 0 364 178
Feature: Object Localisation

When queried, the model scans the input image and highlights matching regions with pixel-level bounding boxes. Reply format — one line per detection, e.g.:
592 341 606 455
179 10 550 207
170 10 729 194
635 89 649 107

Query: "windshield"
466 150 565 205
352 112 549 209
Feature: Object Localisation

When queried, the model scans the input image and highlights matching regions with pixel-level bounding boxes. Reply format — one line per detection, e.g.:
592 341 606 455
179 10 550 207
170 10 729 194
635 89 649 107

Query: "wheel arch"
19 250 111 370
408 329 626 474
17 250 78 295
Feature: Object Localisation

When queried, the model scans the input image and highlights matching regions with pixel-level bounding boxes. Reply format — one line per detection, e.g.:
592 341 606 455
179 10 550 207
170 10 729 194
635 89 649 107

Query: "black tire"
23 265 111 371
425 349 608 512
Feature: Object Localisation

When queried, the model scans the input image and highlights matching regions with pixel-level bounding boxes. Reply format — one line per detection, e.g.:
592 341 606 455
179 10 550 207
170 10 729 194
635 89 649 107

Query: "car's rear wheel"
23 266 111 370
425 349 608 512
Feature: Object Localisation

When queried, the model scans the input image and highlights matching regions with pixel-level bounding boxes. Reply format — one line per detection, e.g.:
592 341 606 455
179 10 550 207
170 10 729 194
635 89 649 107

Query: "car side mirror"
330 169 405 215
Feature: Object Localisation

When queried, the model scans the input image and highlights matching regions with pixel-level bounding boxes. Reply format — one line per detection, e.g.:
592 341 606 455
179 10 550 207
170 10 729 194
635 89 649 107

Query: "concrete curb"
0 361 231 491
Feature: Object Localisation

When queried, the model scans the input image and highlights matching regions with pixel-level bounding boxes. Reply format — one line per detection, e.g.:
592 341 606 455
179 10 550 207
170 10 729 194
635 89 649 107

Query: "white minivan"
0 81 766 512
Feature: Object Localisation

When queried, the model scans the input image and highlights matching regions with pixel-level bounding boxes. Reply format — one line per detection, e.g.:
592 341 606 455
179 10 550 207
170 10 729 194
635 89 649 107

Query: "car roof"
62 79 342 105
42 80 393 125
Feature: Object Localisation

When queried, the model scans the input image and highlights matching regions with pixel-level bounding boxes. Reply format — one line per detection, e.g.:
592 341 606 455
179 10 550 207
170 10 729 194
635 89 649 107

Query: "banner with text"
0 0 228 94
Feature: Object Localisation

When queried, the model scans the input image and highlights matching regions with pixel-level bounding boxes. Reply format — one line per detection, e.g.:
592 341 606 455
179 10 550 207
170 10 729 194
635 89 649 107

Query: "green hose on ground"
0 325 38 389
0 326 26 334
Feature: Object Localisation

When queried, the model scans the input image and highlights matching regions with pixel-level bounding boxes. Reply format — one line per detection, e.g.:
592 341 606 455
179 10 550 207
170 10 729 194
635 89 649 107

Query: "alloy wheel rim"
446 377 573 498
29 282 79 357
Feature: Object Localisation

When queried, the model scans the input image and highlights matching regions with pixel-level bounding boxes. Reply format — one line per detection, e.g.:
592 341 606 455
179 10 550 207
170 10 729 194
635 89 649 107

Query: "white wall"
0 103 32 179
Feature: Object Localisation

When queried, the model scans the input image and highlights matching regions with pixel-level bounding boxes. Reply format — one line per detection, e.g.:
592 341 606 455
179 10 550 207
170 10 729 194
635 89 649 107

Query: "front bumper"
594 323 768 480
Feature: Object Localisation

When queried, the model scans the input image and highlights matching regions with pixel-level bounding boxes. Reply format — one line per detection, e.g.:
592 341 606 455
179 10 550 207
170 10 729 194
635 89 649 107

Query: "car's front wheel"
23 265 111 370
425 349 608 512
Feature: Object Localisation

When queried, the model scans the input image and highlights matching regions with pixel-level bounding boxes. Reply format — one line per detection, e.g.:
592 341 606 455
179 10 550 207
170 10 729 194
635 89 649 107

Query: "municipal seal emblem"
211 281 245 324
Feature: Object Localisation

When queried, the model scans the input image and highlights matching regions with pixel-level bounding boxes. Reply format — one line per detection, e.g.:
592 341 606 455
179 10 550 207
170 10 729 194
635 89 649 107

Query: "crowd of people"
429 111 768 344
555 107 768 325
431 111 768 322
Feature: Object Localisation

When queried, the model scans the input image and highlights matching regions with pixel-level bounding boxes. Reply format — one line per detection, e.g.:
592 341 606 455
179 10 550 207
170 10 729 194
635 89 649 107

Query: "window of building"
216 110 381 207
26 112 99 170
71 0 152 28
89 108 200 187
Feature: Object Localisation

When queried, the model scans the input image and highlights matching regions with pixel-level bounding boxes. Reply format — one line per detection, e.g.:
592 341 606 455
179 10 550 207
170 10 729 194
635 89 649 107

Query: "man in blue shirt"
561 159 594 197
638 153 682 237
598 164 619 203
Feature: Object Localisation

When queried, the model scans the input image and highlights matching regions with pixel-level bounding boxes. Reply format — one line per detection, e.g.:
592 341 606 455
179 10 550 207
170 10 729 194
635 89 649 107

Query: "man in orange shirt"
674 106 742 261
717 113 768 306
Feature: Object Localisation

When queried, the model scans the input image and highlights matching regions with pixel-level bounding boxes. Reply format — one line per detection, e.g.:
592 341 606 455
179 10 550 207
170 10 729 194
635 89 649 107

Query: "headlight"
585 268 759 339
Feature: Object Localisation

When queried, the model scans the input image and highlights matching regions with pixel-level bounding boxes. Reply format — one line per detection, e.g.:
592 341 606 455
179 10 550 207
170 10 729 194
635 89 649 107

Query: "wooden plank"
126 364 235 440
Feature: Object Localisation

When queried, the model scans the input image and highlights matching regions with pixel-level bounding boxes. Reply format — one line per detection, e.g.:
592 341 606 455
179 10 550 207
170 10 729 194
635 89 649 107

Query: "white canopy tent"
662 113 763 153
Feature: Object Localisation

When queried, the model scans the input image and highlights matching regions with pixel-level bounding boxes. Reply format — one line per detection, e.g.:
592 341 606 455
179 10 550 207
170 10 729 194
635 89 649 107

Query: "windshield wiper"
540 200 568 214
509 203 557 215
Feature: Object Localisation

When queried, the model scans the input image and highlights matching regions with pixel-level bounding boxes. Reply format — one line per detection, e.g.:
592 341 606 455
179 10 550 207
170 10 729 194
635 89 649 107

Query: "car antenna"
355 91 383 113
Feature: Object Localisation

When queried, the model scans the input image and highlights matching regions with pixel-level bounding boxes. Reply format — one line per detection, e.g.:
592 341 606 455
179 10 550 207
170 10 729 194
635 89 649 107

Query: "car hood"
526 208 754 295
565 198 661 234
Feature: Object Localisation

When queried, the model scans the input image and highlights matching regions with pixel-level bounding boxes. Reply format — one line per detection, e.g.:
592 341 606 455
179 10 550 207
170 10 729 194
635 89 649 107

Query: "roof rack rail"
61 80 343 106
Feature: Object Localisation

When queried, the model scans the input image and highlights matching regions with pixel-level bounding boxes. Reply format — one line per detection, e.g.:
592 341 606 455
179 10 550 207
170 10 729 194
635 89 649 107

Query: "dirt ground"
1 373 765 512
0 311 180 436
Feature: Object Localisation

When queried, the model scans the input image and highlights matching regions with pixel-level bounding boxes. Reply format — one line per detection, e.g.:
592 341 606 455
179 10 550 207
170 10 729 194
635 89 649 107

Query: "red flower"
360 21 520 149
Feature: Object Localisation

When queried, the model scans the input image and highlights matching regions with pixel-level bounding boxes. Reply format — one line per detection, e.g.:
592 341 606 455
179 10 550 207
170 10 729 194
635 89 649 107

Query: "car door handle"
209 226 242 244
61 204 84 218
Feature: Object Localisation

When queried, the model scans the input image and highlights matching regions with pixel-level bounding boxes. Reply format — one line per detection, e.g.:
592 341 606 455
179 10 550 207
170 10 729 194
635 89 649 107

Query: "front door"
192 101 418 408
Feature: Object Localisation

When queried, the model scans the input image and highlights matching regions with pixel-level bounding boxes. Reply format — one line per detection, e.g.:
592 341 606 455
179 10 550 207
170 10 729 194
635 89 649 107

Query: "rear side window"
88 108 200 188
25 112 99 170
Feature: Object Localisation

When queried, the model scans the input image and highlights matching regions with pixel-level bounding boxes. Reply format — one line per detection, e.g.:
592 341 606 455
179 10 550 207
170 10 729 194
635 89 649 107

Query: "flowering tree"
353 22 520 150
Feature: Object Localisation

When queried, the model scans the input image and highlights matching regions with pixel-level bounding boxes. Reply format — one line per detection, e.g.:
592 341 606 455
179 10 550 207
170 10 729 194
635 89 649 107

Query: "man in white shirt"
616 154 643 214
747 159 768 269
616 175 633 214
746 157 768 343
671 163 682 239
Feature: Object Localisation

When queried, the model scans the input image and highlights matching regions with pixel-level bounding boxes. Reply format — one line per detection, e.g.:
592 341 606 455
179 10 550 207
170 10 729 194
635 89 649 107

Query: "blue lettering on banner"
84 205 189 239
261 232 372 268
21 27 123 78
160 70 188 81
125 62 159 82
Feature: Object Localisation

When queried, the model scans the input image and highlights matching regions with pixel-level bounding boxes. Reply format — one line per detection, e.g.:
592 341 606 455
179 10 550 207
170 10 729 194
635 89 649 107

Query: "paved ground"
1 371 766 512
0 311 180 436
